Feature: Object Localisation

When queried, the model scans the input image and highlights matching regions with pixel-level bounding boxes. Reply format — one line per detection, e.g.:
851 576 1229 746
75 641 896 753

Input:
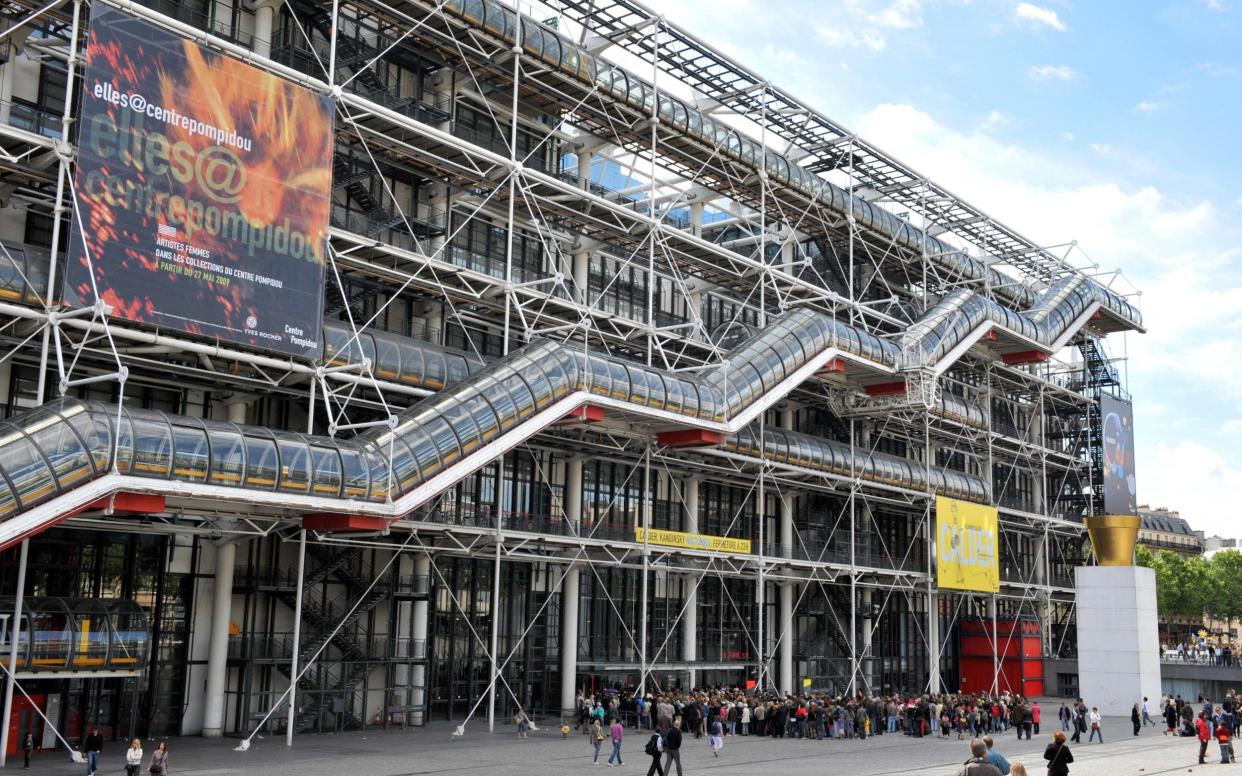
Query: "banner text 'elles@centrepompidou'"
66 5 334 357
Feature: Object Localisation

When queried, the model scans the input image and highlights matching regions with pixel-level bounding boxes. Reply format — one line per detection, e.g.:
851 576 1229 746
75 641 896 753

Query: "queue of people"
573 688 1051 744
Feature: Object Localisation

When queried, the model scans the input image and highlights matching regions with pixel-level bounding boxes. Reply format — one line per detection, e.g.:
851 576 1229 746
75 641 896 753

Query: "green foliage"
1137 545 1242 626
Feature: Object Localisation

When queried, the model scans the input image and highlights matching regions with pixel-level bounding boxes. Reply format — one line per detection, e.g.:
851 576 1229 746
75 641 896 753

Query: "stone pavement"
4 715 1226 775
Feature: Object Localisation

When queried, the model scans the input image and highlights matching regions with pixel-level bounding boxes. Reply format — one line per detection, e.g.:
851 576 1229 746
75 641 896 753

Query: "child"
561 720 571 739
1218 719 1236 763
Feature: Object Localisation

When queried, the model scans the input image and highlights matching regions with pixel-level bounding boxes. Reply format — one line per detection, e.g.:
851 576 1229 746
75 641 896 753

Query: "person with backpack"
643 728 665 776
708 715 724 756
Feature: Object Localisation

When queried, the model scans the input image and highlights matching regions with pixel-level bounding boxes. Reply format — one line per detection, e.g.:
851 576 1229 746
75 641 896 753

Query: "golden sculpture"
1084 515 1141 566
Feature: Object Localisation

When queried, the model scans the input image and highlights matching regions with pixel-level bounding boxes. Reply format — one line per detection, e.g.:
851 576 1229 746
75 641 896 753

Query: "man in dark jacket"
663 717 684 776
83 727 103 776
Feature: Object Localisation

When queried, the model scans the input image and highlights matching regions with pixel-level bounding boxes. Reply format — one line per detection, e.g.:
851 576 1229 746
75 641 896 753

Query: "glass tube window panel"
22 409 94 490
206 424 246 487
170 422 210 483
127 415 173 479
309 445 344 497
273 433 312 494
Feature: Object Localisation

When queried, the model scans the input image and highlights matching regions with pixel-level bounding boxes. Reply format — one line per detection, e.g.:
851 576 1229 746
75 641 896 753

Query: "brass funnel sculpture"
1085 515 1141 566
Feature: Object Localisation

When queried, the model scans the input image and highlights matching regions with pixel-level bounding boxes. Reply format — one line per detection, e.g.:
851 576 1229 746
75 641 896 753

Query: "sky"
621 0 1242 535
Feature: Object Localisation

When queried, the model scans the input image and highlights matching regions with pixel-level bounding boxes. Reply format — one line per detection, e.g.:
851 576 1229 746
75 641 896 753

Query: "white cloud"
814 0 925 51
1028 64 1077 81
1089 142 1112 155
1135 101 1162 112
815 25 888 51
979 110 1008 132
1015 2 1067 31
1062 131 1075 141
1204 0 1229 10
1140 441 1242 538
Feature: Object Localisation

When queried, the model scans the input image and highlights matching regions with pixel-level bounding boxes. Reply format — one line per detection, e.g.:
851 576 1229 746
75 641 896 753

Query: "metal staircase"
272 545 412 732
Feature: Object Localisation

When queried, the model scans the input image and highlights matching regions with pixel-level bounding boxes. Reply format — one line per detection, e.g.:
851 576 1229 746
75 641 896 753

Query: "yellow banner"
635 527 752 554
936 496 999 593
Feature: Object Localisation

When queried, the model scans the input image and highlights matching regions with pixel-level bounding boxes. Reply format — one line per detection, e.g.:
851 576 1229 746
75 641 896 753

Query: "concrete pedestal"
1075 565 1161 717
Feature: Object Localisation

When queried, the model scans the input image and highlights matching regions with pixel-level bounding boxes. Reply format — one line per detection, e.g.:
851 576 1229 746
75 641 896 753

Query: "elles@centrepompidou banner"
66 5 333 357
936 496 999 593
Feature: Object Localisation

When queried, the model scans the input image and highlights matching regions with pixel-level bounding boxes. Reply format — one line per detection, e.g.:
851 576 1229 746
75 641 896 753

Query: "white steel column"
286 530 307 746
560 566 580 716
559 456 583 715
0 539 28 766
682 477 699 688
411 553 430 718
860 587 874 692
572 150 593 303
778 582 793 696
251 0 279 58
0 29 30 125
202 540 237 737
777 487 794 696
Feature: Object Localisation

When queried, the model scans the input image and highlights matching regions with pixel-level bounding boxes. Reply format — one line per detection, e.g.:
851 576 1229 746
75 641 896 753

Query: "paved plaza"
5 713 1227 776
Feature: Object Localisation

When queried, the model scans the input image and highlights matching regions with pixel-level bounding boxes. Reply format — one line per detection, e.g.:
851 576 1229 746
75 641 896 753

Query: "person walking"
1142 696 1155 727
1197 712 1212 765
1031 701 1041 736
1058 703 1070 732
1087 707 1103 743
125 739 143 776
708 716 724 756
83 726 103 776
643 728 665 776
591 718 604 765
515 707 530 738
955 739 1004 776
608 717 625 767
1044 730 1074 776
1217 716 1236 763
662 717 683 776
148 742 169 776
1164 699 1179 735
21 732 33 770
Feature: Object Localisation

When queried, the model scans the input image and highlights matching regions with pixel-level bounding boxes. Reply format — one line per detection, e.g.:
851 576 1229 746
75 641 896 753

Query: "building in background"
1138 506 1206 558
0 0 1142 747
1204 535 1237 553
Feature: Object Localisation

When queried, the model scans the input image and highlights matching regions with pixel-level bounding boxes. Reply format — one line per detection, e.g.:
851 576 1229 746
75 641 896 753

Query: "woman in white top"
124 739 143 776
1088 708 1103 743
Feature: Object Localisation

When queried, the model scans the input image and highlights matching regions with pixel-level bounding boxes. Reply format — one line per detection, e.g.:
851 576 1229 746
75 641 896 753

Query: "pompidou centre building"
0 0 1142 747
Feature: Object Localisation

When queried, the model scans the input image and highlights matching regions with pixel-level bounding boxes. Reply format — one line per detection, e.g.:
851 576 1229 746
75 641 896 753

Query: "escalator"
0 262 1140 548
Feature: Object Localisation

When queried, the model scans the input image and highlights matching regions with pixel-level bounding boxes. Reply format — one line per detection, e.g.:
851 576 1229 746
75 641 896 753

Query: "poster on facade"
1100 393 1138 516
65 5 333 357
634 527 752 554
935 496 999 593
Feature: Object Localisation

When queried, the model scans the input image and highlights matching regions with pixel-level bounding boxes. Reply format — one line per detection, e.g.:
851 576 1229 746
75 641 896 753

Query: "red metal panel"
1001 350 1049 365
561 404 605 423
656 429 725 448
301 513 390 533
864 381 908 397
815 357 846 375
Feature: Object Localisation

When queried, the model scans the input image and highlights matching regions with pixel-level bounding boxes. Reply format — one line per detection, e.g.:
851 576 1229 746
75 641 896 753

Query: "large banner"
1101 393 1138 516
66 5 333 357
936 496 999 593
635 527 752 554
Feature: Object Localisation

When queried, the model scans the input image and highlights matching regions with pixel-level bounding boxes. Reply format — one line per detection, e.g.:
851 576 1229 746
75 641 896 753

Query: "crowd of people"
564 687 1242 773
574 688 1061 745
